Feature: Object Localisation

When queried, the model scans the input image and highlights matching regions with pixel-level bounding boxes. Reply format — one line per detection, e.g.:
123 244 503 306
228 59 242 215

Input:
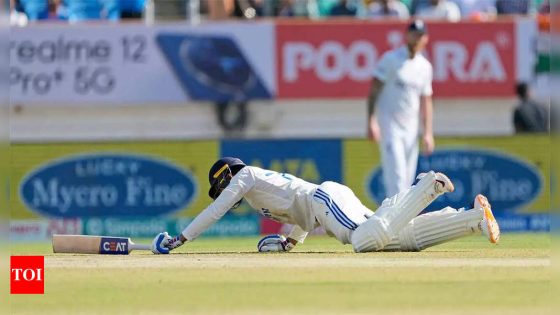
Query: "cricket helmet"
208 157 246 201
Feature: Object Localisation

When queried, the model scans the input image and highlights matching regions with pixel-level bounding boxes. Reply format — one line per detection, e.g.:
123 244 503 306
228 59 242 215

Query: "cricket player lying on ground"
151 157 500 254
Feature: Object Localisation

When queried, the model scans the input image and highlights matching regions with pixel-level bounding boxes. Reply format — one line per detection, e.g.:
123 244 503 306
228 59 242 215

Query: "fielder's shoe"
475 194 500 244
417 172 455 194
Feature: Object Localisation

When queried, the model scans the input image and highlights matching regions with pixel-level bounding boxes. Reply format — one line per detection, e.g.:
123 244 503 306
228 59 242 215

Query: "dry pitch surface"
10 233 550 315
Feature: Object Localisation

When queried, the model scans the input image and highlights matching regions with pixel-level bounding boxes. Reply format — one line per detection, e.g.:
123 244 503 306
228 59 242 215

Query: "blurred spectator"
18 0 48 20
63 0 120 21
10 0 29 25
317 0 338 15
495 0 535 15
119 0 145 19
278 0 319 18
209 0 274 19
367 0 409 19
409 0 440 14
231 0 263 19
103 0 120 19
277 0 292 16
538 0 549 14
329 0 357 16
513 82 549 133
415 0 461 21
457 0 497 20
207 0 228 19
400 0 411 10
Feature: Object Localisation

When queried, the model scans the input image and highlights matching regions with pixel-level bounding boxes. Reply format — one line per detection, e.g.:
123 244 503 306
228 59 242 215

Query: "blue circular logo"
367 149 542 214
20 153 197 218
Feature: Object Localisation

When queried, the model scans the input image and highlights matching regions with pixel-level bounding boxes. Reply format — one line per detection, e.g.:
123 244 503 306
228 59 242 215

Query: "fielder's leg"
382 194 500 251
380 137 408 198
404 134 419 193
351 171 454 252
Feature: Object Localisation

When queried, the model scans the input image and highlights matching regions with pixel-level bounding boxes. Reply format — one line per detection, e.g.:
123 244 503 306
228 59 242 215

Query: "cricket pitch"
10 233 550 315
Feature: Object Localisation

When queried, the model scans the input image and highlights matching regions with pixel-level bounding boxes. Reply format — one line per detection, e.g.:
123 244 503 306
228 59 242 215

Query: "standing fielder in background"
151 157 500 254
368 20 434 198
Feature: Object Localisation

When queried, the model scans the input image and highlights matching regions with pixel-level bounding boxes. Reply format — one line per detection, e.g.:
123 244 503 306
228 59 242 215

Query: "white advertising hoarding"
10 22 275 105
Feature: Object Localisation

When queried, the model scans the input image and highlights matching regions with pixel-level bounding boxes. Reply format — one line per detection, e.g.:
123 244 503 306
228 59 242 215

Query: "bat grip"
129 243 152 251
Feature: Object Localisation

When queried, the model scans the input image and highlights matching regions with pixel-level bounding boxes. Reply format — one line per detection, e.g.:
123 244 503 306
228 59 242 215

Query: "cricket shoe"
416 172 455 194
475 194 500 244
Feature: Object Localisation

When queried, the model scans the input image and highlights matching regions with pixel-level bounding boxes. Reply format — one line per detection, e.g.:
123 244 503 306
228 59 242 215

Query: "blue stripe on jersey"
314 189 358 230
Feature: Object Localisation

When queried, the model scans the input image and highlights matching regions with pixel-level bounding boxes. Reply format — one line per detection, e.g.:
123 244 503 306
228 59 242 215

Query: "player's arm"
420 95 434 154
151 168 255 254
368 53 390 142
420 66 435 155
286 225 309 245
367 78 384 142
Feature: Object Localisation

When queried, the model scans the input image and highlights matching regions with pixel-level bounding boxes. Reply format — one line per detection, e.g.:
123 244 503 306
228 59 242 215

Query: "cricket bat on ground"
52 234 152 255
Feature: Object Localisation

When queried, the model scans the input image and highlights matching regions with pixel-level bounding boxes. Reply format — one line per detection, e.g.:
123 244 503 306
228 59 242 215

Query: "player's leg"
383 194 500 251
312 182 372 245
380 137 408 198
351 171 454 252
404 135 419 191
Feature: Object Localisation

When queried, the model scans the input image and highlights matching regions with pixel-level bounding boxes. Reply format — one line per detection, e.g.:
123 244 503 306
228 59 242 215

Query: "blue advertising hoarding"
20 153 197 218
221 139 342 184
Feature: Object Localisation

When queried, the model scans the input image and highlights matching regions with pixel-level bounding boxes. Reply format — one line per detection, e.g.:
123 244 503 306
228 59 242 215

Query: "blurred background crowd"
9 0 552 25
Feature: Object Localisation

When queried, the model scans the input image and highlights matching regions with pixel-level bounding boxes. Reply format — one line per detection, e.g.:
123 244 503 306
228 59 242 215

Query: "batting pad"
351 171 443 252
383 207 483 251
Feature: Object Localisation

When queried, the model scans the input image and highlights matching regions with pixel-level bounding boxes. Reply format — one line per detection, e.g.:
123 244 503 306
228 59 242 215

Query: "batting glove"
257 234 294 252
151 232 172 254
166 235 184 250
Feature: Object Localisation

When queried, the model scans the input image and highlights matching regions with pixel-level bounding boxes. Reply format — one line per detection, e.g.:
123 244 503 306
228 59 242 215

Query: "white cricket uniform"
373 46 433 198
181 166 374 245
180 167 483 253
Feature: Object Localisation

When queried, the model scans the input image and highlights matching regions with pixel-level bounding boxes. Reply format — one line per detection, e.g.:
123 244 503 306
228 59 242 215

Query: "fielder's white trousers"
380 134 418 198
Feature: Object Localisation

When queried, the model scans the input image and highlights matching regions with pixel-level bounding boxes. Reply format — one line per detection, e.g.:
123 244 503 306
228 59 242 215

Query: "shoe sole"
477 194 500 244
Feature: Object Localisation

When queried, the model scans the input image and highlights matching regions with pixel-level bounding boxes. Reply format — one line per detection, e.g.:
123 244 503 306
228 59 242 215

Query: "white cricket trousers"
310 179 483 252
311 181 374 244
380 134 418 198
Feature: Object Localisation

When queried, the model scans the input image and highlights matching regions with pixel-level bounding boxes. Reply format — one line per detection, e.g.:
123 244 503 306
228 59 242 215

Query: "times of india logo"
10 256 44 294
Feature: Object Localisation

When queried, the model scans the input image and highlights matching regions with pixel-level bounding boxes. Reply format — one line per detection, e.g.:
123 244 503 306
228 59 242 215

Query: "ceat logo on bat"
99 237 129 254
11 256 44 294
276 21 514 98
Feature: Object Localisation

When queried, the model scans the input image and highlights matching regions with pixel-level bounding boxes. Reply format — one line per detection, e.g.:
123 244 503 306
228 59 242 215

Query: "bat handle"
129 242 152 252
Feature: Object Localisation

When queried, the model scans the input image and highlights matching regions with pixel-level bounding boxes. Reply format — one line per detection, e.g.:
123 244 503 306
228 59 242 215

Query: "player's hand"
151 232 172 254
368 118 381 142
422 133 435 155
257 234 294 252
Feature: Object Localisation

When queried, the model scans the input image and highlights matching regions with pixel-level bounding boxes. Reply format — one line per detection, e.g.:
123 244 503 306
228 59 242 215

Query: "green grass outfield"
10 233 550 315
